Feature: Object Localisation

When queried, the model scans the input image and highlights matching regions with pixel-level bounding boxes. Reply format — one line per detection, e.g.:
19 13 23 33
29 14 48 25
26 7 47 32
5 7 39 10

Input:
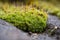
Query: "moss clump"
48 11 59 16
57 12 60 18
0 4 47 33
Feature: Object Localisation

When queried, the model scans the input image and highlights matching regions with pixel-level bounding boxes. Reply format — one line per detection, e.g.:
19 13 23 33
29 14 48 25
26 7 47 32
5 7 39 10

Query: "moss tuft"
0 4 47 33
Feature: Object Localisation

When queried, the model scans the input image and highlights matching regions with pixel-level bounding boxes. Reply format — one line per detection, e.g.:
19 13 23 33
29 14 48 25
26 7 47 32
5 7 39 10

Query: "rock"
38 34 56 40
55 28 60 35
0 19 31 40
54 28 60 40
0 19 12 26
32 33 38 37
47 23 55 29
31 33 38 40
28 32 32 35
0 19 58 40
47 15 60 28
54 26 58 29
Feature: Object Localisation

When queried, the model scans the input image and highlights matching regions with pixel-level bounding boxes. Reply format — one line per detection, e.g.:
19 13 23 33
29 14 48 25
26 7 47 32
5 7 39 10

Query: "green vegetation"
57 12 60 18
32 0 60 18
0 0 35 5
0 3 47 33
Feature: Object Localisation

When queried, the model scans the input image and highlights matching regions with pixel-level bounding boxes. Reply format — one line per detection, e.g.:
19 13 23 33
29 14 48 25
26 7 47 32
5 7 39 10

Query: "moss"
0 3 47 33
57 12 60 18
48 10 59 16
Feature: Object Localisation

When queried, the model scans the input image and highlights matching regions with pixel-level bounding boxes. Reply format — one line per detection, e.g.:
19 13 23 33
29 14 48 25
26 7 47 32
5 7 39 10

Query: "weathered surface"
38 34 56 40
30 33 56 40
47 14 60 40
0 19 31 40
0 19 57 40
47 15 60 28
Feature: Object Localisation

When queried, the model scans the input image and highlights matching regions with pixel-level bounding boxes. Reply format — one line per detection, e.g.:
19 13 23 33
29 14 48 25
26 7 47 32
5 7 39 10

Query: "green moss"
49 10 59 15
57 12 60 18
0 4 47 33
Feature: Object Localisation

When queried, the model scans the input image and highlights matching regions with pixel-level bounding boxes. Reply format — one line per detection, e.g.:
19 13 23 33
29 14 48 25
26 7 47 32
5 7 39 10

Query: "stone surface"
0 19 31 40
0 19 58 40
47 15 60 28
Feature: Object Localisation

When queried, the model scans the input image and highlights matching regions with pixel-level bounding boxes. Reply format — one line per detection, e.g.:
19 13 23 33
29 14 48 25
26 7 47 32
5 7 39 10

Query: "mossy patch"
0 3 47 33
